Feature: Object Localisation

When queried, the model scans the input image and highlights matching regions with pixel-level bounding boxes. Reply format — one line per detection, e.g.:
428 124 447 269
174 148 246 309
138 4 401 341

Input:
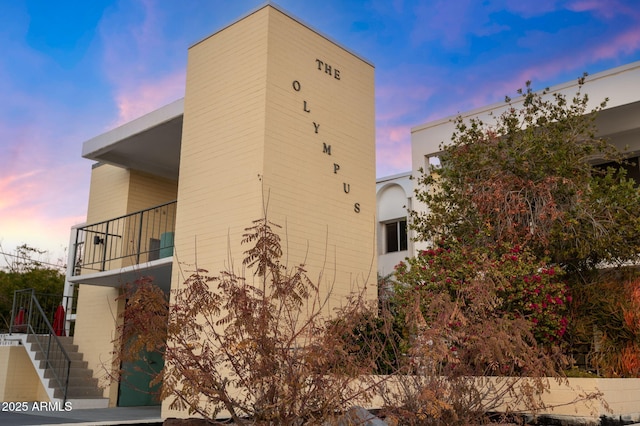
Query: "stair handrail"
11 288 72 403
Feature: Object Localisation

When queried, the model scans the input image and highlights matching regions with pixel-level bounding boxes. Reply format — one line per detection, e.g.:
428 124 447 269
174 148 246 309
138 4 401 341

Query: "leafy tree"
0 244 65 331
1 244 63 274
403 76 640 379
381 77 626 422
412 78 640 272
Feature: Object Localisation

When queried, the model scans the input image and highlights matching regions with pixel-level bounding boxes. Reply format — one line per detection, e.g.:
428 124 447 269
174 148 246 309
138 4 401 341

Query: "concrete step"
26 334 72 344
26 334 73 342
55 386 105 399
39 358 88 370
44 366 95 380
34 349 84 362
54 336 74 345
66 375 100 388
26 335 79 353
44 373 99 388
24 334 106 404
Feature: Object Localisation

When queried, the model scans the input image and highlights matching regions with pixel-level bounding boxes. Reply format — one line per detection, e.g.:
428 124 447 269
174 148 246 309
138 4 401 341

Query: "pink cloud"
112 70 185 125
98 0 187 126
410 0 478 48
590 28 640 60
376 124 412 177
0 212 86 267
504 0 562 17
0 155 88 219
377 63 441 116
0 106 91 265
0 170 42 212
409 0 556 49
568 0 622 18
0 164 89 258
375 67 439 176
0 126 54 217
374 65 437 172
517 28 640 86
377 82 435 122
435 24 640 120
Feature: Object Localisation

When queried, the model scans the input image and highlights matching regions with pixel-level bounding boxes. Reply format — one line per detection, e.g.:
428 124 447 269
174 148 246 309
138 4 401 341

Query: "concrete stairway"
24 334 109 409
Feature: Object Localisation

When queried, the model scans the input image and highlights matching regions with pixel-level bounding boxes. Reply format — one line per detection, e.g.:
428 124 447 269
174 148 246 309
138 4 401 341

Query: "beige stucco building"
3 2 640 423
71 3 377 411
3 3 378 412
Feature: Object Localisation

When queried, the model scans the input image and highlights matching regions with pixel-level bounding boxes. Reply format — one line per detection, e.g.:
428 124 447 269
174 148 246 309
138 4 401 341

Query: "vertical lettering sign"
291 58 360 213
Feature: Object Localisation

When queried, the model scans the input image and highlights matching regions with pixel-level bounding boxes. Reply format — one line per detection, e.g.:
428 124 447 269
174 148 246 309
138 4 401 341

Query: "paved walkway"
0 405 162 426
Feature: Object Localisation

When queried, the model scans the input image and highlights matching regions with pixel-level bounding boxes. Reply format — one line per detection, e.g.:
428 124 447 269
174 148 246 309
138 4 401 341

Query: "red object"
14 307 25 325
12 307 26 333
53 304 66 336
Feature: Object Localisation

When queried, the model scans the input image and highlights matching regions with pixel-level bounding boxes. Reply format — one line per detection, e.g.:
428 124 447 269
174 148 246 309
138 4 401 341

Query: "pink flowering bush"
388 239 569 423
395 239 570 348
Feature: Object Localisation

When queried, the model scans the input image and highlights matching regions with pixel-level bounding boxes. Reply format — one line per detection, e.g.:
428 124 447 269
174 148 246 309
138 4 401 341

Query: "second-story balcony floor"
67 257 173 292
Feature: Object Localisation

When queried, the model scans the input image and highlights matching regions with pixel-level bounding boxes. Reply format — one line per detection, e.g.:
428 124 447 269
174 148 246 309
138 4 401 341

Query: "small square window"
385 219 407 253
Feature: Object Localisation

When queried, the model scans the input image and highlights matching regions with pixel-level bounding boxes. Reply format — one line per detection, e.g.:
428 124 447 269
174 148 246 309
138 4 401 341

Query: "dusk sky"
1 0 640 268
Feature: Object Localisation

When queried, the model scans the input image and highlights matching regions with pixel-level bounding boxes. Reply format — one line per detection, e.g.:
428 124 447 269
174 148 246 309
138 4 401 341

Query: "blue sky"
1 0 640 267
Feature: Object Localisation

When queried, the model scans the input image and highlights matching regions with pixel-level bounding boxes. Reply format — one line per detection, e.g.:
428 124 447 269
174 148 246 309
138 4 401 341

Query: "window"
385 219 407 253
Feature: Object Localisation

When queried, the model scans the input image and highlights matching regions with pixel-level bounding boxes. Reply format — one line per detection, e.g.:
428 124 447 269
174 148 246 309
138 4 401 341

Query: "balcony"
69 201 176 291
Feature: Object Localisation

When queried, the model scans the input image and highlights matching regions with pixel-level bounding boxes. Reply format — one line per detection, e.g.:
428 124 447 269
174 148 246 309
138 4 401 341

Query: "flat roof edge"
411 60 640 134
82 98 184 158
377 171 412 183
189 2 374 68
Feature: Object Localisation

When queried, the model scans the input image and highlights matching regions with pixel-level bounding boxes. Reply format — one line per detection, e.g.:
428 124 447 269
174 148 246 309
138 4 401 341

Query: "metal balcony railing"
72 201 177 276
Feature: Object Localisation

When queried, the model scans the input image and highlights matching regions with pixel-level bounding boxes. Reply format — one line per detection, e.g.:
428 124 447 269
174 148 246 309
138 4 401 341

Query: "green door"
117 349 164 406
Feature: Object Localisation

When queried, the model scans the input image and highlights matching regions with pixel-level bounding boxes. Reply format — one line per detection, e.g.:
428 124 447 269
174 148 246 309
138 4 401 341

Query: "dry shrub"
111 218 390 424
570 270 640 377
